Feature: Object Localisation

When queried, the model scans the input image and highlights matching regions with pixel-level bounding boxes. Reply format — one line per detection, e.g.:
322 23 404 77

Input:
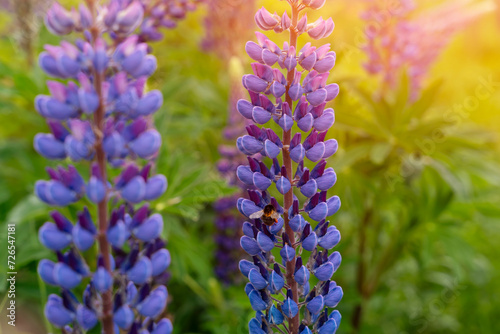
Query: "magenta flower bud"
255 7 279 31
307 17 335 40
45 295 74 328
281 11 291 30
45 3 76 36
296 14 308 34
127 256 153 284
137 285 168 318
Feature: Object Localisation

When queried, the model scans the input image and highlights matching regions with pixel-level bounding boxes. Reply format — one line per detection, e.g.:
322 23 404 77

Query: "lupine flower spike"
34 0 199 333
237 1 342 333
362 0 494 100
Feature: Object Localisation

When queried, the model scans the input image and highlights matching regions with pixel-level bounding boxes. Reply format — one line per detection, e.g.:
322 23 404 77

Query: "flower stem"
86 1 113 333
283 3 300 333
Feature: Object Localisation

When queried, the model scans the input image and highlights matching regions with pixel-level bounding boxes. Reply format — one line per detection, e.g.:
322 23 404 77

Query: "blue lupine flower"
34 1 187 332
236 1 343 333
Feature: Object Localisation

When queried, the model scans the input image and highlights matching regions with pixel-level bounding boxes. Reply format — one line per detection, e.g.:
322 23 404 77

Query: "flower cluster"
362 0 493 99
31 0 194 332
44 0 204 42
236 1 343 333
202 0 256 284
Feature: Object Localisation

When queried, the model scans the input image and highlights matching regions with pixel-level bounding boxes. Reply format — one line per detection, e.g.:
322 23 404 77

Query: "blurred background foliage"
0 0 499 333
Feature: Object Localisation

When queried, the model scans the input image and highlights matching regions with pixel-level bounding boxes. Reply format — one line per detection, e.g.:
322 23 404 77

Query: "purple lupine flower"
362 0 493 100
236 1 343 333
31 1 199 332
202 0 256 284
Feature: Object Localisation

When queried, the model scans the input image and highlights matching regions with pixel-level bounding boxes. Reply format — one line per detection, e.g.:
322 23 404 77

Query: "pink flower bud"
255 7 279 30
296 14 308 34
310 0 327 10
